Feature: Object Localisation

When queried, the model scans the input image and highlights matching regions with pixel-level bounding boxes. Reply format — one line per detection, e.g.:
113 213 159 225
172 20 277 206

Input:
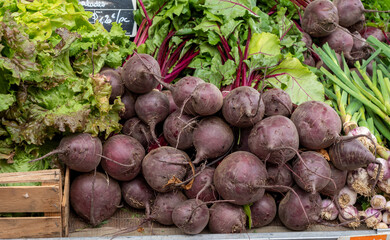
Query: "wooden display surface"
68 205 369 238
0 168 70 239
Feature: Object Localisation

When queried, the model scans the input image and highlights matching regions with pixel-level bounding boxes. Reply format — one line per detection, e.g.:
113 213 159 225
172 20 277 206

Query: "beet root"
329 137 376 171
171 76 205 115
266 163 294 193
184 167 219 202
248 115 299 165
192 116 234 164
142 146 190 192
319 163 348 196
122 117 152 149
29 133 102 172
262 88 293 117
100 68 124 103
101 134 145 181
172 199 210 234
209 202 246 233
278 186 322 230
135 89 170 141
222 86 265 128
250 193 277 228
121 176 155 214
333 0 365 28
162 90 178 114
151 191 187 225
214 151 268 205
119 90 136 120
292 151 331 193
360 27 387 42
302 0 339 37
70 172 121 226
320 27 354 59
122 53 160 94
190 83 223 116
163 111 196 150
291 101 341 150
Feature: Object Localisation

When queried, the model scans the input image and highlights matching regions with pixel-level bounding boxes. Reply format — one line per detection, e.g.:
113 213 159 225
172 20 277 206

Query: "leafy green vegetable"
135 0 323 103
361 0 390 31
266 57 325 104
0 0 130 173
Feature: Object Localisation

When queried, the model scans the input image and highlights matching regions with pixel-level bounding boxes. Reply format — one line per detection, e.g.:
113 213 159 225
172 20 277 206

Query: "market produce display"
0 0 390 236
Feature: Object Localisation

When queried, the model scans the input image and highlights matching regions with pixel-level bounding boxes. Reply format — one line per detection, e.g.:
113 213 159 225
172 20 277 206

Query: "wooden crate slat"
62 166 70 237
0 185 61 213
0 216 61 238
0 169 61 184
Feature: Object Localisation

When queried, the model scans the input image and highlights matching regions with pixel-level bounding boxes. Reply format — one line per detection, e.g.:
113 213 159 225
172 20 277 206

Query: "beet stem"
28 149 66 163
97 154 136 167
137 0 152 26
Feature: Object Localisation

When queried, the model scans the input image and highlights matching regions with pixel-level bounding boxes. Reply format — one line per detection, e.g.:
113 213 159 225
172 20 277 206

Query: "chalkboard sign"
79 0 137 37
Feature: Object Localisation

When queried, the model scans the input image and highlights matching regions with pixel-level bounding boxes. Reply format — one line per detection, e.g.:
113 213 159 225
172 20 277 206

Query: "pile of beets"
300 0 389 69
41 52 384 234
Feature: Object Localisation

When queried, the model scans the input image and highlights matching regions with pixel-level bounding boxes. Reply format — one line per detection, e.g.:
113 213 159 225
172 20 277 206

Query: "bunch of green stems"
314 37 390 160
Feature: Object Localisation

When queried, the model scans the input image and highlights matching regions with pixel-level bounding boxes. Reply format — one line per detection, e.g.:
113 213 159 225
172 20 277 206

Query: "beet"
266 163 294 193
303 51 316 67
184 167 218 202
122 54 160 94
262 88 293 117
291 101 342 150
70 172 121 226
292 151 331 193
100 68 124 103
302 32 313 48
214 151 268 205
329 137 376 171
162 90 178 114
163 111 196 150
350 31 373 60
208 202 246 233
320 163 348 196
30 133 102 172
360 27 386 42
190 83 223 116
348 15 365 33
142 146 190 192
320 27 354 59
151 191 187 225
171 76 205 115
135 89 170 141
119 90 136 120
172 199 210 234
278 186 322 230
222 86 265 128
121 176 155 215
193 116 234 164
248 115 299 165
122 117 152 149
302 0 339 37
101 134 145 181
250 193 277 228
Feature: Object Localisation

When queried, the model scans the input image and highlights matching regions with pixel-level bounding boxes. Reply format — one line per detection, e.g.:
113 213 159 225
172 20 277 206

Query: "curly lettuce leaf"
0 143 55 186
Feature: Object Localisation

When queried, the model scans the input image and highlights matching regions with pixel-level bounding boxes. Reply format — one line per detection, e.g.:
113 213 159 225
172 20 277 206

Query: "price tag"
78 0 137 37
350 235 388 240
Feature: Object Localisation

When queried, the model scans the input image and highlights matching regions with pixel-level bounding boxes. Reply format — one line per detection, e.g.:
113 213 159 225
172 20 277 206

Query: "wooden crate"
0 168 70 239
